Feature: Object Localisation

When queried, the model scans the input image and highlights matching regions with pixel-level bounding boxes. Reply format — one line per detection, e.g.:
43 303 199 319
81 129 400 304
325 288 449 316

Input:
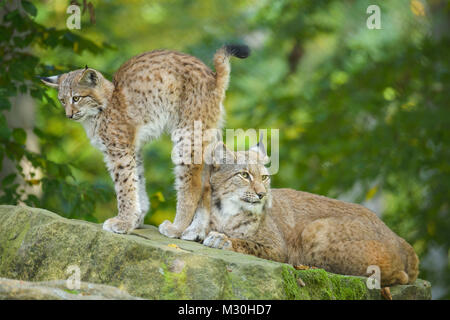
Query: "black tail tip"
225 44 250 59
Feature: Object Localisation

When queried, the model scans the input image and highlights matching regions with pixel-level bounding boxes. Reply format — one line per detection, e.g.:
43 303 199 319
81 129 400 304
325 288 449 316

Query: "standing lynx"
198 141 419 286
40 44 250 235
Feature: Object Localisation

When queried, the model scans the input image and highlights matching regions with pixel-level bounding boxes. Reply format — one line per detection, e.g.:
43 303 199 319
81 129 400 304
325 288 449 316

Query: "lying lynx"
198 141 419 286
40 45 249 235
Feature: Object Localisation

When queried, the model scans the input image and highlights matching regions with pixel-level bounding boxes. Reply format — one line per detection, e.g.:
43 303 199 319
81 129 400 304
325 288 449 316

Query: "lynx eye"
72 96 81 102
262 175 269 181
240 172 250 180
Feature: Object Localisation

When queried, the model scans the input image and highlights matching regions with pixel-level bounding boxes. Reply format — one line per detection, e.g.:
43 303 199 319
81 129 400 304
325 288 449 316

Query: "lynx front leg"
203 232 284 262
103 150 141 234
203 231 232 250
135 152 150 227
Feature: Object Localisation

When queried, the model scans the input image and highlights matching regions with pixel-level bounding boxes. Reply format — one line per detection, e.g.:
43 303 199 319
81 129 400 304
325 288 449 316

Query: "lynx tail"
214 44 250 102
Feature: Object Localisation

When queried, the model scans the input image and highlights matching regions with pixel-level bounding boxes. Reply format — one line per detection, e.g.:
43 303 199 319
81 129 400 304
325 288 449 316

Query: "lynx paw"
181 223 207 242
203 231 232 250
381 287 392 300
135 210 148 228
158 220 183 238
103 217 135 234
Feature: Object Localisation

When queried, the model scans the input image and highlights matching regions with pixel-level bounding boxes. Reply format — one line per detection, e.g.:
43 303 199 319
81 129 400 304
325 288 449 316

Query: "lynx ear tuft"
38 75 60 88
250 132 270 164
79 68 99 87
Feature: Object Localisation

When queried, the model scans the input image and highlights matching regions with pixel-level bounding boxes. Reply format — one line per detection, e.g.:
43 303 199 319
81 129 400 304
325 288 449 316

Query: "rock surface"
0 277 141 300
0 205 432 300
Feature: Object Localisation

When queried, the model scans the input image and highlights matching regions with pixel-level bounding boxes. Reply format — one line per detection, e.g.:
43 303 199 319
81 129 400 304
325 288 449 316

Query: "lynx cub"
40 45 249 235
199 141 419 286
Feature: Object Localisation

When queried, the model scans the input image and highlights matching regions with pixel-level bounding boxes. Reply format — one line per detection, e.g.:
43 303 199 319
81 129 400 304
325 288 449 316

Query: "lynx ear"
211 141 236 169
39 75 61 88
79 68 99 87
250 133 269 164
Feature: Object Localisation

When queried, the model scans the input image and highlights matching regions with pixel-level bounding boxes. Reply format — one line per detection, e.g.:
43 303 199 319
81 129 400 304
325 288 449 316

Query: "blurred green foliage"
0 0 113 221
0 0 448 298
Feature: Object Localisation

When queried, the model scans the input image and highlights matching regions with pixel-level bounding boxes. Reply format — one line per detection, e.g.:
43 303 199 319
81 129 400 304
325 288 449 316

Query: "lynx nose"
257 192 266 200
66 110 73 118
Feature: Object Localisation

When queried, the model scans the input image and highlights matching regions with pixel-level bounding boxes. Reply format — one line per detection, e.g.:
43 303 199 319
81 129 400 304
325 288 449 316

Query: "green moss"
327 273 369 300
282 265 310 299
0 217 32 275
282 266 374 300
63 289 80 295
218 266 234 299
159 262 189 299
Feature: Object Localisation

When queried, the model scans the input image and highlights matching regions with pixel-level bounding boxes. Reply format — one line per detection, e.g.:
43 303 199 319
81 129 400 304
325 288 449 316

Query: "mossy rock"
0 277 141 300
0 205 432 300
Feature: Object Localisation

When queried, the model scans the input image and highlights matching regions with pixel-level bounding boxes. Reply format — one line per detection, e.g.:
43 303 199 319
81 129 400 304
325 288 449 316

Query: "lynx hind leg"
181 207 210 242
181 179 212 241
319 240 408 286
159 128 208 238
181 200 210 241
398 237 420 284
159 163 203 238
301 219 409 286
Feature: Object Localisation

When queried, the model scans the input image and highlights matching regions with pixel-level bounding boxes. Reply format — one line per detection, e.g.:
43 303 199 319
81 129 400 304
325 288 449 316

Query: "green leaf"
22 1 37 17
4 142 25 160
0 115 11 140
0 97 11 111
2 173 16 187
0 148 3 172
45 161 59 177
12 128 27 145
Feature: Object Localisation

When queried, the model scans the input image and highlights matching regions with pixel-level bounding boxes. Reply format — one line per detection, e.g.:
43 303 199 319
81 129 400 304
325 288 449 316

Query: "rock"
283 268 431 300
0 205 432 300
0 277 141 300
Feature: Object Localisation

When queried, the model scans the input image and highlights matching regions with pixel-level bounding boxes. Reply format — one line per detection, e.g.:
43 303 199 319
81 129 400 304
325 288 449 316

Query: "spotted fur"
40 45 250 235
200 143 419 286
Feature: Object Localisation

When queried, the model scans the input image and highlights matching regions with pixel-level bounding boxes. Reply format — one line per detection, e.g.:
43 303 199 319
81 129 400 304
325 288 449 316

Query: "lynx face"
40 68 111 121
211 146 271 214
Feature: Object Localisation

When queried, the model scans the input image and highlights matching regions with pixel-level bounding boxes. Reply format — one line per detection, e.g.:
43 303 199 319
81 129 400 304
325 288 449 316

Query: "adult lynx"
40 45 250 235
198 141 419 286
